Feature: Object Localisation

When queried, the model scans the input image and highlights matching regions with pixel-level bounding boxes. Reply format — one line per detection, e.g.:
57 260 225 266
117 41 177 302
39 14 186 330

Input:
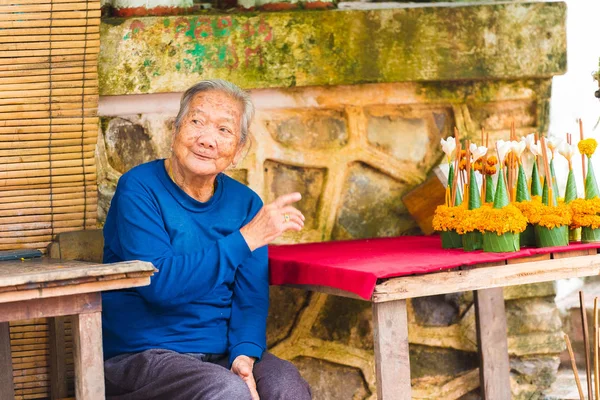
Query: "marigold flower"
484 165 497 175
477 204 528 235
459 159 467 170
432 205 465 232
569 198 600 228
578 138 598 158
473 160 483 172
486 156 498 166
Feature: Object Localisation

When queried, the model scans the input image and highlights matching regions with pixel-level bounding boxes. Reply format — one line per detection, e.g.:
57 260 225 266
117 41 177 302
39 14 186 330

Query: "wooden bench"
0 230 152 400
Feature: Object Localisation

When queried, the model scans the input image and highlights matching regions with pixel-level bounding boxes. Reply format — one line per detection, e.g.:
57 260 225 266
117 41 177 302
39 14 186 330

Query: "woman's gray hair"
174 79 255 144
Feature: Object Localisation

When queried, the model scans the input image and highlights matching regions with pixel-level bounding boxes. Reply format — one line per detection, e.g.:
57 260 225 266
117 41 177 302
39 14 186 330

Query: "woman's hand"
240 192 305 251
231 355 259 400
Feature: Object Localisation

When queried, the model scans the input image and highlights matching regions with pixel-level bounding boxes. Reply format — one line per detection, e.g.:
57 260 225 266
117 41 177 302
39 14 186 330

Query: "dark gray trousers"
104 349 312 400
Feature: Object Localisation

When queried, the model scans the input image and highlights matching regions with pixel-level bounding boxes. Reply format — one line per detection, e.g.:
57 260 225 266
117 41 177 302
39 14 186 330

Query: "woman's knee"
254 353 311 400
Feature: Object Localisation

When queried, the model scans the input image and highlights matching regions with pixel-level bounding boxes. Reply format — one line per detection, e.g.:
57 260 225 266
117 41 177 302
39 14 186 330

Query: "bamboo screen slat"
0 0 100 252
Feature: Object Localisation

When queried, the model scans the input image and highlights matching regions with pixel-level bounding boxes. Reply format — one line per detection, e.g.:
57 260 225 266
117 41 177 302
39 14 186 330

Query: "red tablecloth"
268 235 600 300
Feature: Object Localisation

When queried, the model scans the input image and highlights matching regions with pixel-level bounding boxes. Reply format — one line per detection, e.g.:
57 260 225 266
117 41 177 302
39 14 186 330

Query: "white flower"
523 133 542 157
547 136 564 159
440 137 456 162
469 143 487 162
496 140 513 165
558 141 577 162
511 140 526 159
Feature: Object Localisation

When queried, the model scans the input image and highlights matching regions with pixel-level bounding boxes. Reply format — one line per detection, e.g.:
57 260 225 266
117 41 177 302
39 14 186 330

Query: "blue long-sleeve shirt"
101 160 268 367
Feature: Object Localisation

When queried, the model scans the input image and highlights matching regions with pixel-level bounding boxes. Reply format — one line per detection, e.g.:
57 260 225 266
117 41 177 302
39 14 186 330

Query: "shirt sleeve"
227 197 269 367
113 181 252 307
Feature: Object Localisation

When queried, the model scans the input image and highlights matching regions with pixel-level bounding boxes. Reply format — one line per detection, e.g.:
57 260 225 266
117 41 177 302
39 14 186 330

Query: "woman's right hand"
240 192 305 251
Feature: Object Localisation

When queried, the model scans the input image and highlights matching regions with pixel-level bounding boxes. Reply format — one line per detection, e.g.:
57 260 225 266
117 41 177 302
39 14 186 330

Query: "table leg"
49 316 69 399
372 299 411 400
73 310 105 400
0 322 15 400
474 288 511 399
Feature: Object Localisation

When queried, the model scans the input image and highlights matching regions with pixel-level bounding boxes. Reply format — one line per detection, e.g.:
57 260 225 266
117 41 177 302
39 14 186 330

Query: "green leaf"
531 159 543 197
455 185 463 206
565 169 578 203
585 157 600 200
493 167 509 209
448 164 455 190
485 175 495 203
468 169 481 210
550 159 559 200
541 177 557 206
516 163 531 202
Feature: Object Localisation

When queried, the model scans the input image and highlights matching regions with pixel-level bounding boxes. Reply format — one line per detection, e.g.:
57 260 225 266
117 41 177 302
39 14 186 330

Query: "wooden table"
0 257 155 400
269 237 600 400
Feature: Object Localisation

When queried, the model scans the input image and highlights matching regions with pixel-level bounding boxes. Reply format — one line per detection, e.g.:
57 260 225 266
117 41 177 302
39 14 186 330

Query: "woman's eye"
192 119 204 126
220 127 232 134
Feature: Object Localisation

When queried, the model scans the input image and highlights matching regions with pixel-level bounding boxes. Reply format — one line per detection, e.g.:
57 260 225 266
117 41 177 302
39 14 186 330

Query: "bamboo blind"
0 0 100 252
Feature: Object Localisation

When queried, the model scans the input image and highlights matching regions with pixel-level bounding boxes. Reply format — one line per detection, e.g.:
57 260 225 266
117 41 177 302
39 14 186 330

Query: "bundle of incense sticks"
565 291 600 400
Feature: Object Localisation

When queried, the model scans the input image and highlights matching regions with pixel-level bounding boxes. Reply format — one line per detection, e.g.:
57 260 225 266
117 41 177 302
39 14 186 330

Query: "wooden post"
0 322 15 400
474 287 511 399
372 299 411 400
49 316 69 399
73 306 105 400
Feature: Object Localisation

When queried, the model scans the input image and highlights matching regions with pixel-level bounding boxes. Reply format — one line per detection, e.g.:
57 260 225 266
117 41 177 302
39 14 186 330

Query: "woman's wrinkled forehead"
187 90 243 122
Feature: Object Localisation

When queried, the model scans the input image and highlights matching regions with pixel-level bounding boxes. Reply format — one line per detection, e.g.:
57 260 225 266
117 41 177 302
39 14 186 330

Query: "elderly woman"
101 79 311 400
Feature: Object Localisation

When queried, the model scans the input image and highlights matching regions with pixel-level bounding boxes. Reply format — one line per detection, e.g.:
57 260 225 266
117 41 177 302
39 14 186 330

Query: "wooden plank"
474 288 511 399
285 284 368 300
373 255 600 303
0 293 100 323
372 299 411 400
0 321 15 400
48 316 68 399
401 166 445 235
0 276 152 303
73 311 104 400
0 258 153 288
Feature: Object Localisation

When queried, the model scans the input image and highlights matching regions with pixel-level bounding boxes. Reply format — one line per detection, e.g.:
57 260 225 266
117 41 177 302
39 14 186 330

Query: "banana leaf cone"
582 226 600 243
493 167 509 209
534 224 568 247
462 170 483 251
520 224 536 248
485 175 495 203
541 178 557 207
516 164 531 202
564 169 578 204
483 231 520 252
441 230 463 249
462 231 483 251
531 159 543 197
585 157 600 200
550 159 559 201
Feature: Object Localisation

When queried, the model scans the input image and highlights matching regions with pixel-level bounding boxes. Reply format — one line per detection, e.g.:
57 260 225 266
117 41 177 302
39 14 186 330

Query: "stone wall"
97 80 563 399
96 2 568 398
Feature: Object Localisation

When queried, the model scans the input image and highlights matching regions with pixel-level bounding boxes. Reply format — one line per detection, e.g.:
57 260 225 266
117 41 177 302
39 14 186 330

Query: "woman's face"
172 90 244 178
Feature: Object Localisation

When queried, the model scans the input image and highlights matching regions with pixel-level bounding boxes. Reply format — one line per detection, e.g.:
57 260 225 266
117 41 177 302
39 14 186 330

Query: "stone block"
292 356 370 400
263 110 348 150
99 3 566 95
505 297 562 335
411 294 462 327
103 117 158 173
332 162 419 239
468 100 537 131
263 161 326 230
266 286 309 347
510 355 560 389
409 344 478 379
310 296 373 351
224 169 248 185
365 105 452 167
504 282 556 300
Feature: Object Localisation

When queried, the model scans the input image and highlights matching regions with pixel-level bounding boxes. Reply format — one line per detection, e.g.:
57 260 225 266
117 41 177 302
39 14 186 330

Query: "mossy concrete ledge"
99 1 566 95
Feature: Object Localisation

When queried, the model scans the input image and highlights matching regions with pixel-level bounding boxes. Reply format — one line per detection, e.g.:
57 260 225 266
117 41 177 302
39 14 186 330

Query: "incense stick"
581 119 586 187
595 297 599 400
581 291 594 400
540 137 554 205
566 333 587 400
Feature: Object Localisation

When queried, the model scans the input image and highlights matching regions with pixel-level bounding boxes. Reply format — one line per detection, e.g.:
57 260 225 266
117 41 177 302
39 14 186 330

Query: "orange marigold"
487 156 498 166
477 204 528 235
432 205 465 232
513 197 543 224
536 201 572 229
569 198 600 228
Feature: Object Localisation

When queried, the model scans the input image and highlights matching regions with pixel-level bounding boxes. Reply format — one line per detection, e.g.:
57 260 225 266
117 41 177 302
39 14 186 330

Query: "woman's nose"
196 129 217 148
